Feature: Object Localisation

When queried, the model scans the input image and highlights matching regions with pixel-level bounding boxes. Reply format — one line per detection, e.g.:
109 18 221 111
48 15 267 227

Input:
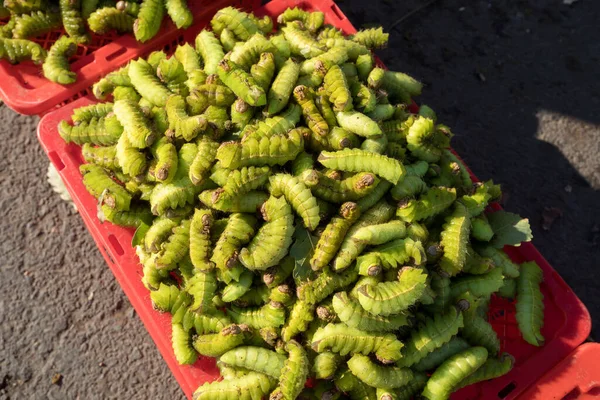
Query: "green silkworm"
270 340 309 400
282 301 315 344
242 104 302 141
291 151 314 176
357 267 428 316
157 56 188 96
438 203 471 276
332 291 410 332
318 148 405 184
222 166 271 195
72 102 114 125
194 371 275 400
82 143 118 170
192 83 236 107
334 110 384 140
268 173 321 231
311 323 404 364
389 162 429 201
424 272 451 314
366 104 396 123
301 46 348 75
4 0 47 14
13 10 60 39
227 301 286 329
190 208 214 272
421 347 488 400
220 346 286 379
406 116 451 163
113 99 157 148
457 353 514 389
210 7 259 41
166 95 208 141
217 130 304 169
171 322 198 365
449 267 504 300
80 164 131 210
217 58 266 106
195 30 224 75
199 188 268 213
463 246 495 275
281 21 326 58
154 218 190 268
328 127 360 151
113 86 141 102
0 37 46 64
413 336 471 372
396 186 457 223
186 269 217 313
60 0 88 43
458 181 494 217
93 65 131 99
348 353 413 389
268 284 294 307
458 292 500 355
114 132 144 178
211 213 256 273
430 149 472 190
219 28 237 51
239 196 294 270
128 58 171 107
322 64 352 112
351 27 389 49
193 324 247 357
277 7 324 32
361 135 388 155
476 246 520 278
515 261 545 346
261 256 294 288
297 266 358 306
312 352 342 380
380 116 414 144
293 85 329 137
149 136 177 183
471 214 494 242
217 361 252 380
165 0 192 29
134 0 164 42
398 306 464 367
302 169 379 204
144 217 178 252
231 98 254 130
88 7 135 34
352 220 407 245
229 33 275 70
100 203 153 227
250 52 276 92
497 278 517 299
334 366 376 399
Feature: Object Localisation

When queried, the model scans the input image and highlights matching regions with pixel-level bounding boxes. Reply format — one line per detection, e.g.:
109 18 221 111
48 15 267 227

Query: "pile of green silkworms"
57 6 545 400
0 0 193 84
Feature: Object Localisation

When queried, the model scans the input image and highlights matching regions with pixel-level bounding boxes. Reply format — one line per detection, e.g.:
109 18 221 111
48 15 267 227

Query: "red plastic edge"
36 0 592 398
0 0 259 116
516 343 600 400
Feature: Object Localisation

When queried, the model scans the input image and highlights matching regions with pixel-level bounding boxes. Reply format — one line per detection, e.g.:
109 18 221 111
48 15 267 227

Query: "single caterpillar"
82 143 118 170
355 53 374 82
148 136 177 183
128 58 171 107
281 21 326 59
301 169 379 204
332 291 410 332
0 37 46 64
193 371 275 400
398 306 464 367
189 208 214 272
310 202 361 270
72 103 114 124
221 270 253 303
227 301 286 329
80 164 131 210
378 372 428 400
413 336 471 372
438 203 472 276
348 353 413 389
217 58 266 106
154 218 191 269
458 292 500 356
352 220 407 245
193 84 236 107
219 346 286 379
471 214 494 242
297 266 358 306
113 99 157 148
59 115 123 146
222 166 271 196
301 46 348 76
318 148 405 184
210 7 260 41
515 261 545 346
406 116 451 163
60 0 89 43
458 181 495 217
281 299 315 342
217 130 304 169
476 246 520 278
366 103 396 122
321 37 369 61
164 0 192 29
93 65 131 99
351 27 389 49
100 203 153 228
231 98 254 130
42 35 77 84
449 267 504 300
13 10 60 39
171 322 197 365
357 267 428 316
211 213 256 275
268 173 321 231
293 85 329 137
334 366 377 399
457 353 514 389
349 79 377 113
311 323 404 364
238 196 294 271
424 272 452 314
277 7 324 32
219 28 237 51
199 189 268 213
421 347 489 400
312 352 342 380
269 340 309 400
157 56 188 96
241 104 302 141
88 7 135 34
396 186 457 223
323 64 352 112
229 33 275 70
195 29 224 75
133 0 164 42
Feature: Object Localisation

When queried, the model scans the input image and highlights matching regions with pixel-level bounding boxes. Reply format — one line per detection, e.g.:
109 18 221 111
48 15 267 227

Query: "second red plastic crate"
37 0 592 398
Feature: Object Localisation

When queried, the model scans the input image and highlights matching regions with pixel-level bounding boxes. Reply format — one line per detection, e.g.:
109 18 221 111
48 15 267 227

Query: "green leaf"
487 211 533 248
290 221 317 282
132 222 150 247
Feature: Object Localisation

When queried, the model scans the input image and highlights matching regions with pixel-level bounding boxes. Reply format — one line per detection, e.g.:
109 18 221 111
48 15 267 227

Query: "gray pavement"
1 0 599 399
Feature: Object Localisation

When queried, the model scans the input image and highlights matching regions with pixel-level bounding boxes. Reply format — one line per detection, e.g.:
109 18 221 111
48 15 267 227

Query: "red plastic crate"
0 0 259 116
517 343 600 399
36 0 591 398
